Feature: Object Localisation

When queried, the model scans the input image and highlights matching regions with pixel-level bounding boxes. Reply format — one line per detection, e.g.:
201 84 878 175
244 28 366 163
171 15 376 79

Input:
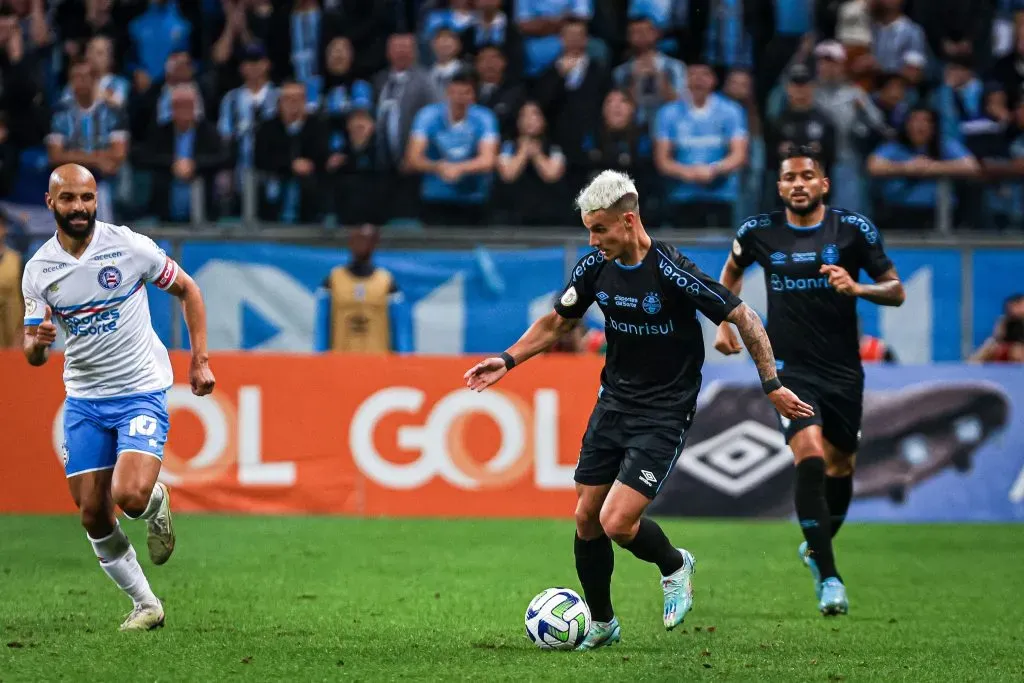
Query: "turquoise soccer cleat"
819 577 849 616
798 541 823 601
661 549 696 630
576 617 621 651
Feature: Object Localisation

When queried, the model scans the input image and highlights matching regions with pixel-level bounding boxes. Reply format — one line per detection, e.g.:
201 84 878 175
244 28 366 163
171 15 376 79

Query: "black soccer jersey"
554 239 741 415
731 208 894 384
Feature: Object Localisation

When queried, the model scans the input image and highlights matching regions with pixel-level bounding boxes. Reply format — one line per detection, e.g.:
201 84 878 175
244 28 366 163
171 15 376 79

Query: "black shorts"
778 373 863 454
574 401 695 498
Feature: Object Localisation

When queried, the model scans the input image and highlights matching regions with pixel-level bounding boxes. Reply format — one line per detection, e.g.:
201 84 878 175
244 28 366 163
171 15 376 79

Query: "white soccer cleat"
662 548 696 630
146 483 175 566
119 601 165 631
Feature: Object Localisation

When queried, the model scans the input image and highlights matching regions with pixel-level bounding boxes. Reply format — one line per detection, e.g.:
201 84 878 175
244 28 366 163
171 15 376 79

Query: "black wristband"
762 376 782 394
500 351 516 370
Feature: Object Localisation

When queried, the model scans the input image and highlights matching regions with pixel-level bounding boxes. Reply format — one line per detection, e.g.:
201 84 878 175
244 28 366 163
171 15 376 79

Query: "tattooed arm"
726 302 778 383
725 303 815 419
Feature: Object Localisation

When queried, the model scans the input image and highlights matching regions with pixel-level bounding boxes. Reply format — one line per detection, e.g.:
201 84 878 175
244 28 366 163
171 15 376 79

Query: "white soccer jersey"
22 222 179 399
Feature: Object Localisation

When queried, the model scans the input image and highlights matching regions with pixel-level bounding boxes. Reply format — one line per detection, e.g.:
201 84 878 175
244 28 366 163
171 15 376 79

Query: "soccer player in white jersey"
21 164 215 632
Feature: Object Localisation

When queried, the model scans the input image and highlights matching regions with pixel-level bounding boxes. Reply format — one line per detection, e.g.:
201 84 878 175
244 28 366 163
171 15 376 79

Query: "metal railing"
157 169 1022 239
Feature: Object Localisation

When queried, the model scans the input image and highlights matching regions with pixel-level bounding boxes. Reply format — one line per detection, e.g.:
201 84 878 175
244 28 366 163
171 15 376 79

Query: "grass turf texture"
1 517 1022 682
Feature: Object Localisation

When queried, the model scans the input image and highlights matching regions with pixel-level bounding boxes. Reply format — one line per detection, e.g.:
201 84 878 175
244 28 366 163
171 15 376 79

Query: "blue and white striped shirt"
218 84 280 168
704 0 753 69
48 101 128 154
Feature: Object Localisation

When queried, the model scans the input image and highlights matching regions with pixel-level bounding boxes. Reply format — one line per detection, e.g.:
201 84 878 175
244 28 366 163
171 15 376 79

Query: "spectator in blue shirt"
127 0 192 95
653 63 749 228
421 0 475 54
612 16 687 127
867 107 980 231
515 0 593 79
935 56 984 146
47 59 129 223
405 69 500 226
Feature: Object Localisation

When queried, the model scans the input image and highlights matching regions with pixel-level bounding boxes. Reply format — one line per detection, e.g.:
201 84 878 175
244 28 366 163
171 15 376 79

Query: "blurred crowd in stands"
0 0 1023 232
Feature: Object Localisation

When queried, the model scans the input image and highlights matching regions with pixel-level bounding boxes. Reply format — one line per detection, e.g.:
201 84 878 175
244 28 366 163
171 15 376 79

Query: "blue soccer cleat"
576 616 621 651
798 541 823 600
819 577 849 616
662 549 696 630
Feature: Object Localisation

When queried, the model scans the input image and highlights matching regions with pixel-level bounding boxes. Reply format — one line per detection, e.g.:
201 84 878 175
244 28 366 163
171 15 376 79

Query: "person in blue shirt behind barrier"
654 62 748 229
405 68 500 227
866 107 979 232
314 224 413 354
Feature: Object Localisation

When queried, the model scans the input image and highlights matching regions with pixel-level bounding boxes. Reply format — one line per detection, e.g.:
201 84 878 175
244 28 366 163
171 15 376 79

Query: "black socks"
574 533 615 622
825 474 853 537
621 518 684 577
795 457 839 581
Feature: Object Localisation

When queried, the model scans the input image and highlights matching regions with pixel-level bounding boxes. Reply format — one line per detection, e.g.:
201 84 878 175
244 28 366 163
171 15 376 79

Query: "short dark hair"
779 146 824 172
449 67 479 89
476 43 505 57
563 15 589 30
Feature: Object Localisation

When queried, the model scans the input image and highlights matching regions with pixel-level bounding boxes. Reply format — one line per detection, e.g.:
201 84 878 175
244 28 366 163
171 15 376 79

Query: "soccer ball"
524 587 591 650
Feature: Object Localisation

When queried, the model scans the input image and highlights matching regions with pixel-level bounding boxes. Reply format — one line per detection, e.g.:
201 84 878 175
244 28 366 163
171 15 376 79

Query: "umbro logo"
770 252 787 265
639 470 658 487
677 421 792 496
596 291 609 305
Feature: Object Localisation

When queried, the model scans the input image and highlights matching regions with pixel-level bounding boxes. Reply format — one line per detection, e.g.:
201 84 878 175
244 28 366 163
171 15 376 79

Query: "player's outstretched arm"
715 254 747 356
726 303 814 420
164 268 215 396
464 311 578 391
23 306 57 366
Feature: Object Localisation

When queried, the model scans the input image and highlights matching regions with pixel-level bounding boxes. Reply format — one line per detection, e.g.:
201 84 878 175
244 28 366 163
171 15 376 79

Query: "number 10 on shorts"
128 415 158 437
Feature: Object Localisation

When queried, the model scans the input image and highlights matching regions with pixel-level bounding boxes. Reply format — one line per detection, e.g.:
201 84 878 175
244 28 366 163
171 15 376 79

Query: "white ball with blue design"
524 587 591 650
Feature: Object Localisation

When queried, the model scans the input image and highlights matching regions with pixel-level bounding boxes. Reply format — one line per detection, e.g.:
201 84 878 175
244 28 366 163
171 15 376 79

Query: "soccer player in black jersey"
715 150 905 616
464 170 813 649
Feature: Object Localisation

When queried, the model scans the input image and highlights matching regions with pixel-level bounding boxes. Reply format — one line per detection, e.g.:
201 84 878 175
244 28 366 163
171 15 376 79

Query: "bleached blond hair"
575 170 640 215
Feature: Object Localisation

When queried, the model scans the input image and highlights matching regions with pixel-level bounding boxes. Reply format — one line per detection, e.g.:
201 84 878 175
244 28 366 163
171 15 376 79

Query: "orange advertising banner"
0 350 604 517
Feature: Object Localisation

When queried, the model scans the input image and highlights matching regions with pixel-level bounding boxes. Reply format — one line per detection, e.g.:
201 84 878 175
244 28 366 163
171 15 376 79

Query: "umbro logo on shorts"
639 470 658 487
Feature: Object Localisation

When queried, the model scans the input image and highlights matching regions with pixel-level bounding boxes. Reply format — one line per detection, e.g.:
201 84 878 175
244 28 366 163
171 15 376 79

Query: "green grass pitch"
1 516 1022 682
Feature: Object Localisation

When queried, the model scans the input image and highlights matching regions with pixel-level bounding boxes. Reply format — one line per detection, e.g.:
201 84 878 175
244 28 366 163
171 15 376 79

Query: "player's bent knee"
598 506 638 545
789 428 826 462
574 502 604 540
825 456 855 478
79 501 114 537
111 483 151 518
